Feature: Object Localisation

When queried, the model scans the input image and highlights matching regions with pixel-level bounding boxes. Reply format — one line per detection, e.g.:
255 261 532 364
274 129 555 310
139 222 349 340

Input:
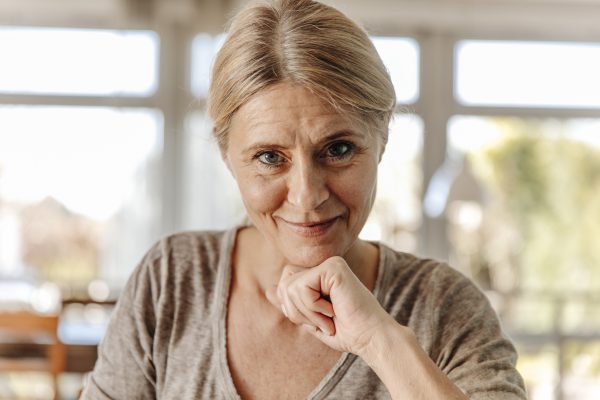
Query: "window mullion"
414 32 456 261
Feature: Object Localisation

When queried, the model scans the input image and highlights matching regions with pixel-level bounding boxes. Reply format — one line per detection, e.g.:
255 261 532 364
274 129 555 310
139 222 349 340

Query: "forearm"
359 318 468 400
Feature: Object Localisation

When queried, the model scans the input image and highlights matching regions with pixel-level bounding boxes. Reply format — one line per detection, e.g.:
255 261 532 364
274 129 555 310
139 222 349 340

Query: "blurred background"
0 0 599 398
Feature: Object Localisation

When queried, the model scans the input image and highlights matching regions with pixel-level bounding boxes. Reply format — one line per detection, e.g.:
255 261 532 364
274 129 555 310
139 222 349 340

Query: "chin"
283 243 347 268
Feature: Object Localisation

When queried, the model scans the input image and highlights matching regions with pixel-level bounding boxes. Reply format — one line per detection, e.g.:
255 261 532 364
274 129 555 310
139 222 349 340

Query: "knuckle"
325 256 347 271
328 255 343 264
287 310 302 324
283 264 298 276
277 285 288 300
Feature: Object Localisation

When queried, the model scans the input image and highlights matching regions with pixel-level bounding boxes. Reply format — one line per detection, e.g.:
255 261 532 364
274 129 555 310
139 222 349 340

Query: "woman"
82 0 527 399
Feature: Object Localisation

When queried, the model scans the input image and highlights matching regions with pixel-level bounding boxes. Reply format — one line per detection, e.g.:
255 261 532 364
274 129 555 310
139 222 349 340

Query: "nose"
286 158 329 211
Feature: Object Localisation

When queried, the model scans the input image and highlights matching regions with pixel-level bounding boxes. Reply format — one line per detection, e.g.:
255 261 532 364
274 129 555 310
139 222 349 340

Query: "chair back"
0 311 65 399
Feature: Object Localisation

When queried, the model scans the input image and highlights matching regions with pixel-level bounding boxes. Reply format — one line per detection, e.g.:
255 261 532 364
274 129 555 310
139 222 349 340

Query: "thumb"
302 323 337 347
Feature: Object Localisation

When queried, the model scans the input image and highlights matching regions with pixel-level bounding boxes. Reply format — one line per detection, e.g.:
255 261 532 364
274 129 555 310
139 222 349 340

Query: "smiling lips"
282 216 340 237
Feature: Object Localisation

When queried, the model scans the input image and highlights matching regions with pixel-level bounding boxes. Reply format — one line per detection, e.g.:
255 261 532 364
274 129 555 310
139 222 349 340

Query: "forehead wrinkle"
244 101 338 129
231 84 370 151
243 106 357 148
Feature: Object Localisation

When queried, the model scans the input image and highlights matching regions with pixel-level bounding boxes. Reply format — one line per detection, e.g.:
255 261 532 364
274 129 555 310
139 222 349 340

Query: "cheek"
332 164 378 211
237 174 286 215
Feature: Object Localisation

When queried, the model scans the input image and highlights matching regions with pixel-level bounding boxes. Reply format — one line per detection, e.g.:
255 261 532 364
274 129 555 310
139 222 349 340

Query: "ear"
378 143 386 163
377 135 387 163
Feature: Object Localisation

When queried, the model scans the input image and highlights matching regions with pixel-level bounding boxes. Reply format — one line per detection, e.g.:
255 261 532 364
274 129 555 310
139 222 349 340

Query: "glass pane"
447 116 600 293
0 106 163 301
456 40 600 108
503 295 557 334
190 34 226 98
360 114 423 252
445 116 600 399
516 344 560 400
564 342 600 399
180 111 245 230
0 27 159 96
372 37 420 104
562 298 600 335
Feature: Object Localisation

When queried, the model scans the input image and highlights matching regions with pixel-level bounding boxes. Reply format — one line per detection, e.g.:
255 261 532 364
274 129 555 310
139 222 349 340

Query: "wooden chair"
0 311 65 400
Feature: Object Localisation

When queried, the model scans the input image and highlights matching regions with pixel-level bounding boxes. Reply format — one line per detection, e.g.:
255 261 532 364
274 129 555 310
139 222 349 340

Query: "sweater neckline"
214 225 389 399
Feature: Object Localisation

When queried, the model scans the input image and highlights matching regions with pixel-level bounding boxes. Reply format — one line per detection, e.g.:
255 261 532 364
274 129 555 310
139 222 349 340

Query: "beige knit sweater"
82 227 527 399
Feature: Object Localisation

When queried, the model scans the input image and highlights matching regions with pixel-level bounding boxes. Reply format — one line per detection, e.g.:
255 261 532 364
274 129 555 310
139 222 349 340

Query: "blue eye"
326 141 353 159
257 151 282 165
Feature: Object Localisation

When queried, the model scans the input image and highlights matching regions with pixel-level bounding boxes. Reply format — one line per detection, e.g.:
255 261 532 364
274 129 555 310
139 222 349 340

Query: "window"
439 37 600 399
0 27 159 96
372 37 420 104
190 33 226 98
446 115 600 398
455 40 600 108
361 114 423 253
0 26 163 398
0 26 162 304
0 106 163 297
180 111 245 231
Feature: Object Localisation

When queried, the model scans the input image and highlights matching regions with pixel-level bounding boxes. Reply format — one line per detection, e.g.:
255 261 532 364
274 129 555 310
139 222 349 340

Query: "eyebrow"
241 129 363 154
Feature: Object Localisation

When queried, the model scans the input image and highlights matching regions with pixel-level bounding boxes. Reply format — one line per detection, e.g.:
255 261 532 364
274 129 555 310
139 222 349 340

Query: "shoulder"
376 245 526 397
145 228 230 264
86 229 238 398
378 245 480 311
119 227 237 311
380 244 468 283
377 245 498 344
137 228 233 278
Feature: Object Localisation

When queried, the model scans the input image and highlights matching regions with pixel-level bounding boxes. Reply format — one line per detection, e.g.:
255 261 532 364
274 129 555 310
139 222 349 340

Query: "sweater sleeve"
429 267 527 400
80 242 162 400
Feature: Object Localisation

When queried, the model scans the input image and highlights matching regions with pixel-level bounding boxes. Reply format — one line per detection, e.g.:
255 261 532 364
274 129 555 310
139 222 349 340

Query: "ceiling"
1 0 600 39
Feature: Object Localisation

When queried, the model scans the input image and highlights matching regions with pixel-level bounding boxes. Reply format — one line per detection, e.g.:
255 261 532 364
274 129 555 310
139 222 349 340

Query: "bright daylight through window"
0 27 162 305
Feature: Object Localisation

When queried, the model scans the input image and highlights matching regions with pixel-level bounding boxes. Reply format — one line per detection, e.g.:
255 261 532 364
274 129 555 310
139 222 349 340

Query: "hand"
265 256 394 356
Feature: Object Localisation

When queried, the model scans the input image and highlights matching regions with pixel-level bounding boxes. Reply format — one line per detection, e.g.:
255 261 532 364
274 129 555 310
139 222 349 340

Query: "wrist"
358 315 414 369
358 319 468 400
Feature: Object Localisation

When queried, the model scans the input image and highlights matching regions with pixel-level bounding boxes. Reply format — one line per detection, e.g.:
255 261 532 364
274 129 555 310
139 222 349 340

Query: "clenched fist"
265 256 395 357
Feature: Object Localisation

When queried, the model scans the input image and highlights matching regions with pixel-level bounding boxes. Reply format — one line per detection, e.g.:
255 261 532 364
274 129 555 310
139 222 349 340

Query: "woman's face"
224 83 383 267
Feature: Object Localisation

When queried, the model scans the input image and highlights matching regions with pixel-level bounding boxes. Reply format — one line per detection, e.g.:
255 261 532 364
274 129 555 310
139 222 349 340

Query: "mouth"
281 216 340 237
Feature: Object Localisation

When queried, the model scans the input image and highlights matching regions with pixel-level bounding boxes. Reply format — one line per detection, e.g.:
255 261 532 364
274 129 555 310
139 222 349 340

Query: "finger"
282 264 306 278
277 283 309 323
282 296 313 326
289 267 334 318
310 310 335 336
276 266 305 317
296 289 335 335
312 297 335 318
265 285 281 310
302 323 336 345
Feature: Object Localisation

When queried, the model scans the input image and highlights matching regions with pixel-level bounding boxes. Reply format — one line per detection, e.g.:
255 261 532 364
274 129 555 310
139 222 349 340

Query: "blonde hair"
208 0 396 150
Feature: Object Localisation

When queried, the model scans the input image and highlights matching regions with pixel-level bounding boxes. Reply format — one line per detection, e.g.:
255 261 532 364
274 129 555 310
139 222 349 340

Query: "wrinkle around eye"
253 150 289 172
257 151 282 165
320 142 364 165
